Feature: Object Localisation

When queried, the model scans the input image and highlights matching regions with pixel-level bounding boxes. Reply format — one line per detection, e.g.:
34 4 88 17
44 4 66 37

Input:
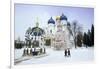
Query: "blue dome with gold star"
60 13 67 21
48 17 55 24
31 27 45 36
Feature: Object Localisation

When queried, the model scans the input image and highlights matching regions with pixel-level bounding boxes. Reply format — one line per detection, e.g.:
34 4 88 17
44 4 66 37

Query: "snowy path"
16 47 94 65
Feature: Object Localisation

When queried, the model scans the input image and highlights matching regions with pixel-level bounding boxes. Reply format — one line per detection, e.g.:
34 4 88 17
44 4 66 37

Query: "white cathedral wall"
61 20 67 25
61 20 67 31
48 24 55 34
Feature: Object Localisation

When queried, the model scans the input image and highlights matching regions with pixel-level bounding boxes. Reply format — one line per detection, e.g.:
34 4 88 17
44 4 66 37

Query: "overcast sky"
15 4 94 41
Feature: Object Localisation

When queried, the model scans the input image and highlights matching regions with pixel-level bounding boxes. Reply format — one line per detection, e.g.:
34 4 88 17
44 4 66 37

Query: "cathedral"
44 13 71 50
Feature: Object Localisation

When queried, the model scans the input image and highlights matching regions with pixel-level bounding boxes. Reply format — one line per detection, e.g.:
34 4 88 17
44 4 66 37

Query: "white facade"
46 15 71 50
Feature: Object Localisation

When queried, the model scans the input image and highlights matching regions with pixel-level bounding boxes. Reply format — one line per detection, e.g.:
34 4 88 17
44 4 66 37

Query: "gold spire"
36 17 39 27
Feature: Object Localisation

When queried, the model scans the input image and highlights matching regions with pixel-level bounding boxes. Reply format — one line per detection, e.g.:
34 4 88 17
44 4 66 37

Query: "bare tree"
70 20 82 48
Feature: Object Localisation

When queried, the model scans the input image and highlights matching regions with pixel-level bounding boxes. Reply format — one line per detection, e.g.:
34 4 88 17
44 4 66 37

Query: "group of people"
64 48 71 57
23 47 46 56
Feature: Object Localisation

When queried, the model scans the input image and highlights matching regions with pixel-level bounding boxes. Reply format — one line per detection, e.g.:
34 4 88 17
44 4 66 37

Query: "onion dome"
31 27 45 36
60 13 67 21
56 16 60 21
48 17 55 24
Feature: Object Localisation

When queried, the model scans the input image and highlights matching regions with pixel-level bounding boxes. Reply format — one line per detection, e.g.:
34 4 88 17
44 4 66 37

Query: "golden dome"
56 16 60 20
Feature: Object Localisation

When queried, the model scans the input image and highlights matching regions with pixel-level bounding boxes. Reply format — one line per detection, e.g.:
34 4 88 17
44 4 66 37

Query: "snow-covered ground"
14 48 24 60
15 47 94 65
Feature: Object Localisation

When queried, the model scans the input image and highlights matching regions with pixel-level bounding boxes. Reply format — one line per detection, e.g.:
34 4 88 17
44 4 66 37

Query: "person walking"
64 49 67 57
68 48 71 57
